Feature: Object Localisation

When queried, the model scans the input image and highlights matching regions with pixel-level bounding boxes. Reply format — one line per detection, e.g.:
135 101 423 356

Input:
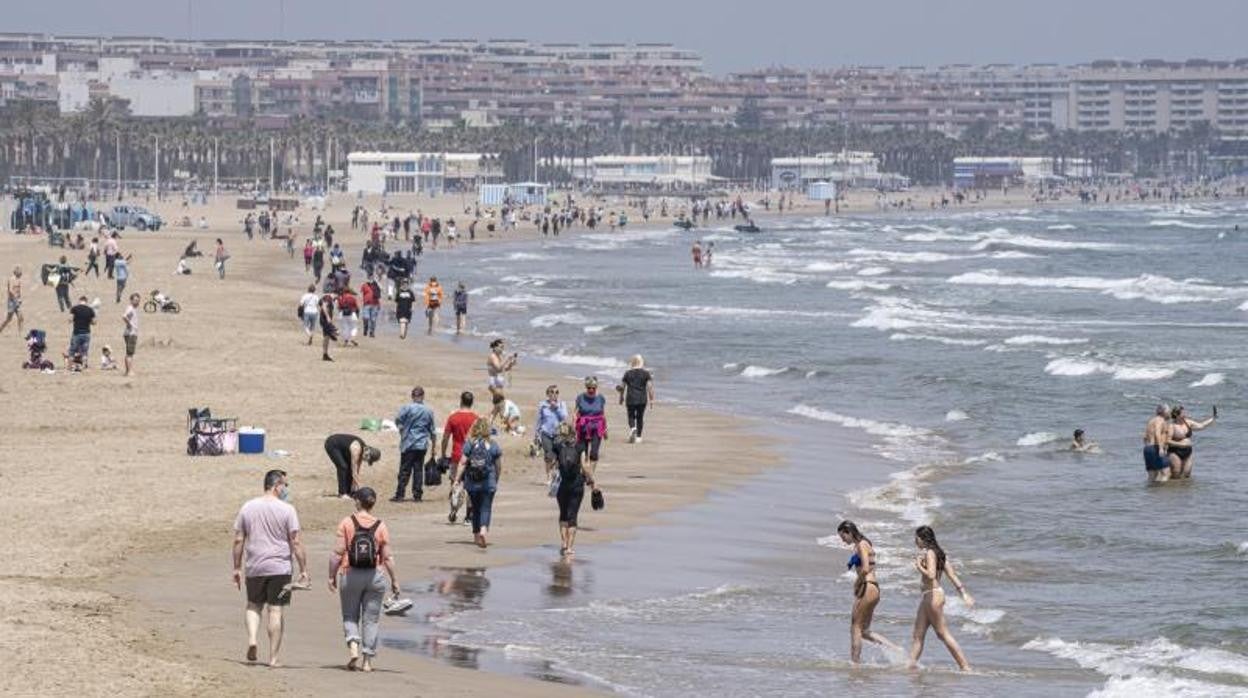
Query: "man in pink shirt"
232 469 308 667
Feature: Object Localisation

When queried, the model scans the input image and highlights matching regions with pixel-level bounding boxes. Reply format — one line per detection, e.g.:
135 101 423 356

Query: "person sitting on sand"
231 470 308 667
99 345 118 371
328 487 401 673
491 394 523 435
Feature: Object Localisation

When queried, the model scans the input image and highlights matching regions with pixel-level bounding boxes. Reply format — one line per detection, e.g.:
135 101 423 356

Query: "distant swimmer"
908 526 972 671
837 521 901 663
1069 429 1099 453
1143 404 1172 483
1166 405 1216 479
692 240 703 269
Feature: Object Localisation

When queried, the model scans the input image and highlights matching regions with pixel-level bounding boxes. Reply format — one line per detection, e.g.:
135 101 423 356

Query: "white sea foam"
826 279 894 291
1003 335 1089 346
1025 636 1248 697
847 248 976 264
1190 372 1226 388
545 351 626 369
1017 431 1062 447
1238 542 1248 554
582 325 610 334
530 313 589 328
856 266 891 277
787 405 932 439
970 230 1122 252
1148 219 1222 229
901 231 985 243
889 333 987 347
1047 224 1077 230
486 294 555 306
465 285 492 296
708 267 800 285
740 365 790 378
1044 357 1176 381
853 297 1045 334
505 252 554 261
804 261 855 272
945 410 969 422
641 303 841 319
949 269 1248 305
989 250 1042 259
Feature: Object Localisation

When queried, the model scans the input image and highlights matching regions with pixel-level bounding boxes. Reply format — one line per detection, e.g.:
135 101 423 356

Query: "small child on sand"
100 345 118 371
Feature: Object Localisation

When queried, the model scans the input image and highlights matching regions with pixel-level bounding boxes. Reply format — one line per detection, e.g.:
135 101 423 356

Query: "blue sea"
387 203 1248 697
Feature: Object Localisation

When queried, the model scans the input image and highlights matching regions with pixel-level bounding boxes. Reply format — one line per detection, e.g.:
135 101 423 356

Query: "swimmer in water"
908 525 972 671
1070 429 1099 453
838 521 901 663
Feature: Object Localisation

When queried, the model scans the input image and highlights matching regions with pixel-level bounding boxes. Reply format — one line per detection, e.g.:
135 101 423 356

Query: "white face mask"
278 484 291 502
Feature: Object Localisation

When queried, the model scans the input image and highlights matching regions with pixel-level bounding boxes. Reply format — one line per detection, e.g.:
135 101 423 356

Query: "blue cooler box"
238 428 266 454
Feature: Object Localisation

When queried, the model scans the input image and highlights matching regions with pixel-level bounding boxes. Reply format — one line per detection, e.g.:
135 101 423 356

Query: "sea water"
390 204 1248 696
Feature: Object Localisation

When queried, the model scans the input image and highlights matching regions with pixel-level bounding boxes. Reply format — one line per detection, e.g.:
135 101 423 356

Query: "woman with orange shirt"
328 488 401 672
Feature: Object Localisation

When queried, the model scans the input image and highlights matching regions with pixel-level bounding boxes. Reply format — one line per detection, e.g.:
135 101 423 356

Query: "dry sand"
0 194 768 696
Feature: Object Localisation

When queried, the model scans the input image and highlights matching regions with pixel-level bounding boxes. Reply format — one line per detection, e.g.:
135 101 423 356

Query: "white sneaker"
634 436 643 444
627 427 637 443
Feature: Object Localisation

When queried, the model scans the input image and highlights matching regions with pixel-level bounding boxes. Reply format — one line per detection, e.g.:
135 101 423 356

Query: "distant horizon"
7 0 1245 74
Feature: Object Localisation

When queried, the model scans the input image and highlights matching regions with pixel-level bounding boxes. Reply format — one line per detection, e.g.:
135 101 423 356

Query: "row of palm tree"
0 98 1232 191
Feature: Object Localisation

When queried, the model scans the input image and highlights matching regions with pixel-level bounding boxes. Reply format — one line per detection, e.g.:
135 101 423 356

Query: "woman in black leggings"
620 355 655 444
324 434 381 498
551 423 590 557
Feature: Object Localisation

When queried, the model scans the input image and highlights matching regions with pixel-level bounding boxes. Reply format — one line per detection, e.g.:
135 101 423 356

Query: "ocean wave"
853 297 1046 334
465 285 492 296
545 351 626 369
1045 357 1176 381
901 231 985 243
1017 431 1062 447
1047 224 1077 230
889 333 987 347
1148 219 1223 230
1025 636 1248 697
787 405 932 439
530 313 589 328
486 294 555 306
847 468 943 526
847 248 978 264
970 231 1122 252
708 267 800 285
989 250 1042 259
949 269 1248 304
505 252 554 261
582 324 611 334
856 266 891 277
945 410 969 422
1003 335 1089 346
724 364 794 379
641 303 842 319
826 279 894 292
1239 542 1248 555
804 261 855 272
1190 372 1226 388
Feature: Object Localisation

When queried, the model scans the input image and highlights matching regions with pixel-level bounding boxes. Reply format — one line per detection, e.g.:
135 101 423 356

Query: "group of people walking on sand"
1142 403 1216 483
837 521 975 671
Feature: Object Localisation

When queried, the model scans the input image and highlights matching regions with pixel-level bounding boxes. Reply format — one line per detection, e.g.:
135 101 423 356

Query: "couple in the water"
837 522 974 671
1142 403 1216 483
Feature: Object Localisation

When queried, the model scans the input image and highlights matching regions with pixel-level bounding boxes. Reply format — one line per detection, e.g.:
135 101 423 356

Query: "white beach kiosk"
479 182 548 206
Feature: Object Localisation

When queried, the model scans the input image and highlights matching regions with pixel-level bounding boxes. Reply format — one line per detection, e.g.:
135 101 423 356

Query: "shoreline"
0 193 770 696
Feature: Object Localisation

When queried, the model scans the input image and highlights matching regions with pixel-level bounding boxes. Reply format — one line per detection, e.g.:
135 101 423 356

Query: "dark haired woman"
837 521 900 663
1167 405 1215 479
908 525 973 671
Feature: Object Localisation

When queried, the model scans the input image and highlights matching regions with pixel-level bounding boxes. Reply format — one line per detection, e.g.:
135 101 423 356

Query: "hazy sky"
9 0 1248 74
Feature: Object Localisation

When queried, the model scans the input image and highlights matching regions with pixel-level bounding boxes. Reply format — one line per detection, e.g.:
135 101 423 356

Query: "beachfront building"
479 182 548 206
567 155 714 188
346 152 502 195
770 151 909 191
953 156 1094 188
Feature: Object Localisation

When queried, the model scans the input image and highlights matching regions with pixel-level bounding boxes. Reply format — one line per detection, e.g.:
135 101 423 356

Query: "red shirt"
361 282 379 307
444 410 478 462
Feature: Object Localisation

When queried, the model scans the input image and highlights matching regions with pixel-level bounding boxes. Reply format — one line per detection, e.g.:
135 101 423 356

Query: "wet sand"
0 195 765 696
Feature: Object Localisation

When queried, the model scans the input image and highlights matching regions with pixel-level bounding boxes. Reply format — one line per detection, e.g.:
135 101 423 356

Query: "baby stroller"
187 407 238 456
22 329 55 370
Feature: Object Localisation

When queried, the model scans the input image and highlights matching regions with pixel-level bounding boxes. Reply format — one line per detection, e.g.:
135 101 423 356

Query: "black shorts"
245 574 292 606
124 334 137 357
578 436 602 462
396 308 412 321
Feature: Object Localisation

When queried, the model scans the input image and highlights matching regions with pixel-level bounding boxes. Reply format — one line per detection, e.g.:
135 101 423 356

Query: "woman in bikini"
838 521 901 663
908 525 973 671
1167 405 1216 480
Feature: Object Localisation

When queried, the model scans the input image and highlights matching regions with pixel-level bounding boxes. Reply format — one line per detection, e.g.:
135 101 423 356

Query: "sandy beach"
0 193 769 696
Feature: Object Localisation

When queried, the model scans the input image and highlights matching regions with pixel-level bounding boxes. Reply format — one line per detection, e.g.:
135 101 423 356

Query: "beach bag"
423 453 443 487
347 515 381 569
591 489 605 511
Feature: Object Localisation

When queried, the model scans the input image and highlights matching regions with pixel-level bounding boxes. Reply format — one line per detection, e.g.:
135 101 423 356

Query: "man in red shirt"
336 286 360 347
440 391 479 523
360 274 382 338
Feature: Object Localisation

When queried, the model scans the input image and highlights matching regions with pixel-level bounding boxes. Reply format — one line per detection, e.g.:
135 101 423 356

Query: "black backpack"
347 515 381 568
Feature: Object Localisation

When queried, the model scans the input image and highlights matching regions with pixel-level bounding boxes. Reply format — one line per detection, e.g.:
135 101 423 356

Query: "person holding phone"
1167 405 1216 479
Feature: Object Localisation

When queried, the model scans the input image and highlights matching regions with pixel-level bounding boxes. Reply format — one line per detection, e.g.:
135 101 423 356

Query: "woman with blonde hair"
551 421 592 557
454 418 503 548
620 355 655 444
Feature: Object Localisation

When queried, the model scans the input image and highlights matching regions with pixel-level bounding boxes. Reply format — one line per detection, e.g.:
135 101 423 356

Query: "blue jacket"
396 401 436 452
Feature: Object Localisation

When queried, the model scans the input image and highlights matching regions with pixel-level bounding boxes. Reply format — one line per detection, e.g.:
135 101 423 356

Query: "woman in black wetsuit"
1167 405 1216 479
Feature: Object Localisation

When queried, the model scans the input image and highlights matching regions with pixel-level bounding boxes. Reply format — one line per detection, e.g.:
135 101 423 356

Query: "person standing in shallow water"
908 525 972 671
837 521 901 662
1143 404 1171 483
